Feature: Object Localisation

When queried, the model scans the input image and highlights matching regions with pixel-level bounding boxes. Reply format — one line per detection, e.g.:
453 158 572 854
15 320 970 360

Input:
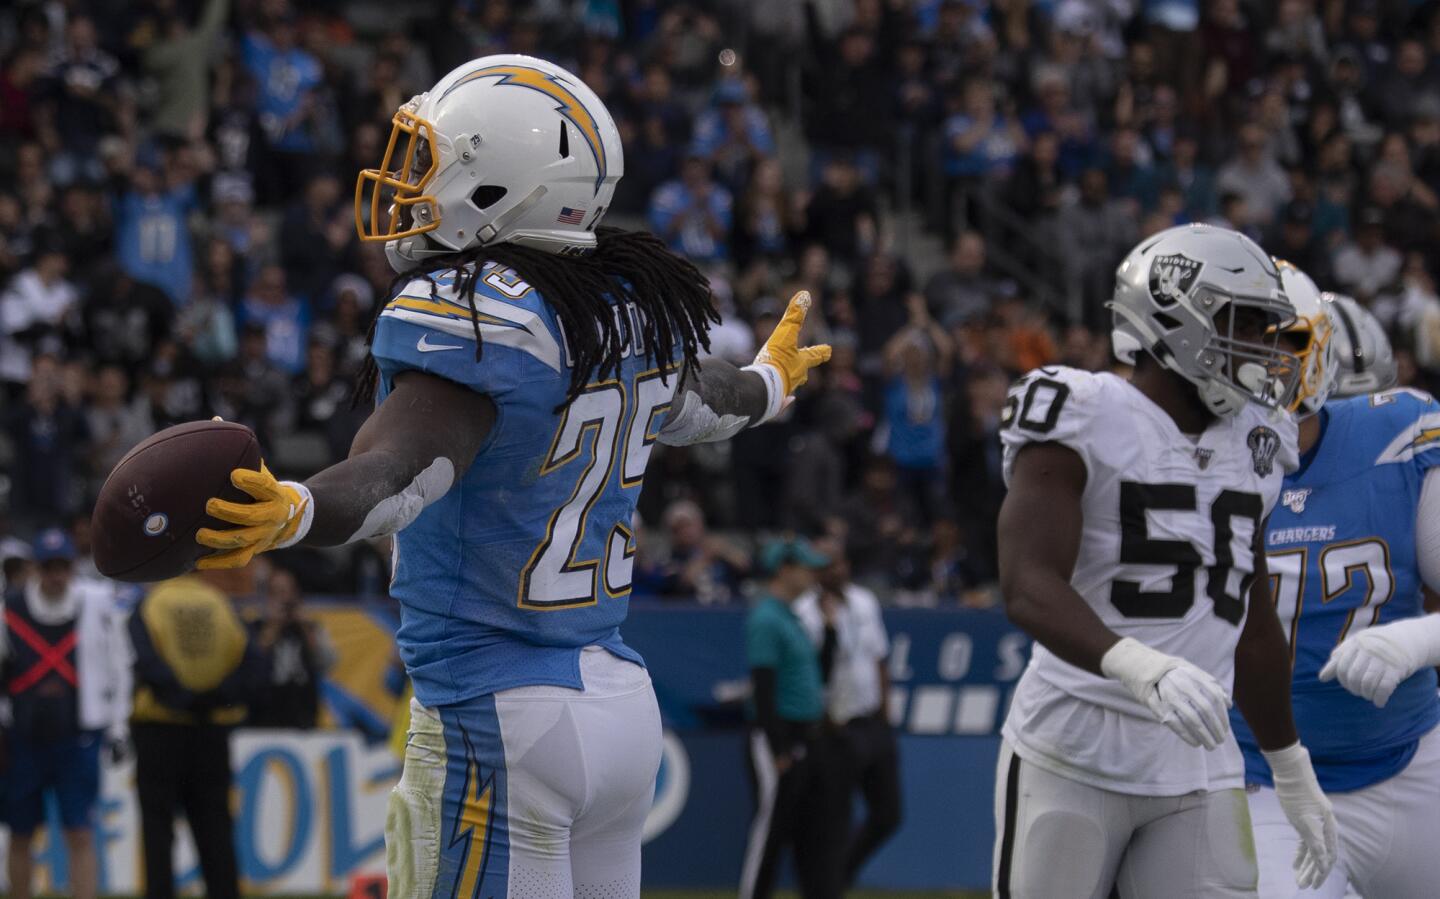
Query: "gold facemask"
354 106 441 243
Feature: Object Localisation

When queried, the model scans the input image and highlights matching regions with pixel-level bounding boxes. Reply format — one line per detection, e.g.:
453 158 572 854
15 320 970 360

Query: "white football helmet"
1109 224 1301 417
1274 260 1338 417
1327 293 1398 396
355 54 624 271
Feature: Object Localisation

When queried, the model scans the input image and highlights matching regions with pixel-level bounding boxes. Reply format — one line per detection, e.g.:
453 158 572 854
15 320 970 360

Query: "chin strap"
385 235 452 273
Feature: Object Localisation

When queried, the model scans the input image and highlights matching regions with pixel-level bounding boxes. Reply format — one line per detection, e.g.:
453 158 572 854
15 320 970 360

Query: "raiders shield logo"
1149 253 1203 307
1194 447 1214 470
1248 426 1280 477
1282 487 1311 513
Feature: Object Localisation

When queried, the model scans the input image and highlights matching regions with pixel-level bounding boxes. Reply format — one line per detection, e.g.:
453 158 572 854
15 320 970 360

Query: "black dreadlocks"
354 227 720 409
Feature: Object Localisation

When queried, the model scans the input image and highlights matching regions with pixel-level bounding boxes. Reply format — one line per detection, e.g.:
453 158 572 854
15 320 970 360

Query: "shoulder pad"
380 265 563 372
999 366 1114 485
1360 388 1440 466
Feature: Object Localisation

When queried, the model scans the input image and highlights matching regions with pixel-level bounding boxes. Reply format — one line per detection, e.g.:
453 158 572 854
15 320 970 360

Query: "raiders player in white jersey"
992 224 1338 898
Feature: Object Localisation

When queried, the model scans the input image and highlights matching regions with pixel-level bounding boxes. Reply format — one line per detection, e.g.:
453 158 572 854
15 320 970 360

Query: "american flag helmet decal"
557 206 586 225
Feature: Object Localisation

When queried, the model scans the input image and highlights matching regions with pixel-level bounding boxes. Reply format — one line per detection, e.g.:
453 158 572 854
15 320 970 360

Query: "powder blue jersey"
370 262 680 707
1234 390 1440 792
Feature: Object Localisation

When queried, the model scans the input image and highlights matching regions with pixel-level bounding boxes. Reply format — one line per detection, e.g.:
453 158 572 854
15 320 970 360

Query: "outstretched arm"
196 371 495 567
658 290 830 446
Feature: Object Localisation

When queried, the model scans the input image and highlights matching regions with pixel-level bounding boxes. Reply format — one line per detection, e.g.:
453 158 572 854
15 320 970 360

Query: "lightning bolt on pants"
386 648 662 899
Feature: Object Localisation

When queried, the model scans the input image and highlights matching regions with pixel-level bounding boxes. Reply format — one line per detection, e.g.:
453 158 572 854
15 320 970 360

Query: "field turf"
93 892 985 898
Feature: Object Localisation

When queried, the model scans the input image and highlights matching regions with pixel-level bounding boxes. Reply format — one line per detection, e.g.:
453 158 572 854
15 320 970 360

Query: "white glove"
1100 637 1231 750
1263 741 1337 889
1319 614 1440 708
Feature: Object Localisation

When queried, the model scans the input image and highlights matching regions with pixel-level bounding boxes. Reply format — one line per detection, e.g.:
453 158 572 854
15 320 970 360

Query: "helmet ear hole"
558 120 570 159
472 185 508 210
1153 311 1184 331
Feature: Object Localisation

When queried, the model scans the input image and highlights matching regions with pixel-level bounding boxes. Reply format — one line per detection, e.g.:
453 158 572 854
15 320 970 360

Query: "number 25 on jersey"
519 369 676 609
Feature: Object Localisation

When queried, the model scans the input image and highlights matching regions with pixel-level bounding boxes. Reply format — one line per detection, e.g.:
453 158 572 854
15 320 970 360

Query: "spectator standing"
1 530 130 899
878 297 953 524
4 356 90 525
691 79 775 191
741 538 845 899
803 22 891 181
924 230 1006 325
947 366 1012 582
241 15 324 200
1216 123 1292 227
734 158 797 269
1271 201 1332 288
279 174 353 304
112 158 197 306
129 570 264 899
238 264 309 375
78 267 174 376
794 538 901 887
649 156 734 266
85 365 154 491
1058 167 1139 321
211 325 290 445
803 155 880 267
944 79 1026 210
53 184 112 264
1334 206 1403 303
0 243 77 393
248 568 333 729
38 16 121 187
0 46 45 143
141 0 231 141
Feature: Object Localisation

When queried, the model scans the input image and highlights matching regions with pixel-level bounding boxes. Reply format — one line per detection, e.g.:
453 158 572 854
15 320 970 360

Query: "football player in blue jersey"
1234 269 1440 898
191 55 830 898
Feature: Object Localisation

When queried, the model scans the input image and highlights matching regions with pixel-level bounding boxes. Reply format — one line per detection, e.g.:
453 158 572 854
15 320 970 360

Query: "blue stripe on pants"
433 695 510 899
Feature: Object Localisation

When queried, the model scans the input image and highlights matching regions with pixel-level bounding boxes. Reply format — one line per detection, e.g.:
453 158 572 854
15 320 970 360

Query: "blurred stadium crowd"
5 0 1440 606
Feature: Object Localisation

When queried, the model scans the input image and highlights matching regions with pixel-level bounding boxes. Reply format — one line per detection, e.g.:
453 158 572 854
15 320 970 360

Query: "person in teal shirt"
740 538 845 899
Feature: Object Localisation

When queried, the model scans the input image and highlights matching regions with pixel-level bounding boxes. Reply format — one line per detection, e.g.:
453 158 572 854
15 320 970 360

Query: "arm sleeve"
750 666 783 754
656 359 770 446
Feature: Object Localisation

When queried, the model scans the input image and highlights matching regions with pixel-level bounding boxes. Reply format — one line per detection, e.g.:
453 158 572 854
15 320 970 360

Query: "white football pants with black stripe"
992 740 1258 898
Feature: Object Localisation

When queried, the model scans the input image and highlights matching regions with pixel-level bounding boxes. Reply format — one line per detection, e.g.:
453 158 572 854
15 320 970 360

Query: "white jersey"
999 366 1298 796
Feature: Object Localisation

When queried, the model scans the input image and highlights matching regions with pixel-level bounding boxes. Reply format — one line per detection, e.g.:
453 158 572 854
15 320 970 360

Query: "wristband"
742 362 786 424
275 481 315 549
1261 741 1310 779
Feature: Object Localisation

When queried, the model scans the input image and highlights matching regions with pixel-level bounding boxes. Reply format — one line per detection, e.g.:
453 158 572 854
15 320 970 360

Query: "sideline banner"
0 730 397 895
624 604 1028 889
0 602 1027 893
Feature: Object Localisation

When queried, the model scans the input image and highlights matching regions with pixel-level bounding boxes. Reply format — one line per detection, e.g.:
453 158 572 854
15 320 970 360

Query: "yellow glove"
752 291 832 396
195 461 312 570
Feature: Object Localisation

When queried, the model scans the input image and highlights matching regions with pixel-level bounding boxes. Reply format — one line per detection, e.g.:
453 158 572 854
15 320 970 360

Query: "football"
91 420 263 583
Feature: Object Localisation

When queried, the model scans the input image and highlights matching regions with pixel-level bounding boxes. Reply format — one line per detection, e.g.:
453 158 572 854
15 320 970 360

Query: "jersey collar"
1291 406 1330 480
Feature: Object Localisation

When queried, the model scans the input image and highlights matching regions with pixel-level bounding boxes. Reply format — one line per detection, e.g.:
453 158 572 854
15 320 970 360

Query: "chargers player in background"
188 56 830 898
995 224 1337 898
1236 273 1440 899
